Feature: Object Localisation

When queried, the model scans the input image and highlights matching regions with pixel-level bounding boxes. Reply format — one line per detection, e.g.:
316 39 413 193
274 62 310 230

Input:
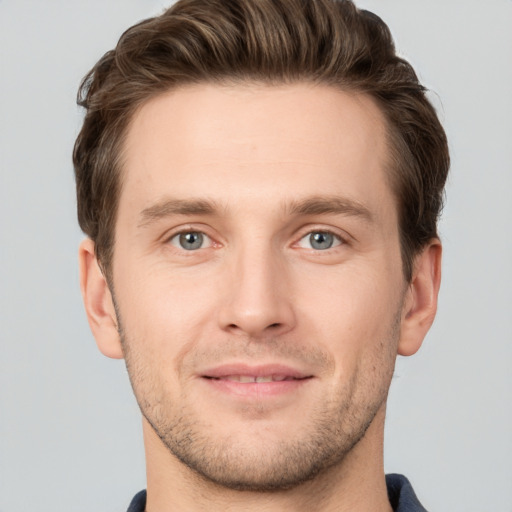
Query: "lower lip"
201 377 311 398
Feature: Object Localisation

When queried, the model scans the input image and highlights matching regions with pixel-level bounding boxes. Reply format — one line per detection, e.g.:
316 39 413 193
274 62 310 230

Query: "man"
74 0 449 510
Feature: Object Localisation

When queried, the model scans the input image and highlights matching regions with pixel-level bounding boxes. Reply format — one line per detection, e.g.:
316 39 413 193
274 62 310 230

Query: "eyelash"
165 226 347 254
295 229 345 251
167 229 214 251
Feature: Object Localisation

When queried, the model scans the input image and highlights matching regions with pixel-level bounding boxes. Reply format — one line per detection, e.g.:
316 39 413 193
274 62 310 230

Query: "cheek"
113 260 220 363
118 253 216 313
295 262 403 361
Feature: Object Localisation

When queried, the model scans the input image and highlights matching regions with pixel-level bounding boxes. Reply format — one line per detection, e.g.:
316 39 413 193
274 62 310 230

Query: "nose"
217 243 296 338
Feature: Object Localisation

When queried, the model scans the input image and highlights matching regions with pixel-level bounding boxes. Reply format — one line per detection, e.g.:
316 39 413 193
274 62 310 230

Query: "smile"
206 375 303 383
199 364 313 398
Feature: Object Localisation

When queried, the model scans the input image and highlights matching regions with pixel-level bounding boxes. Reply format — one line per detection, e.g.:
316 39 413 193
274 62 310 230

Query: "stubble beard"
117 312 400 492
144 380 386 492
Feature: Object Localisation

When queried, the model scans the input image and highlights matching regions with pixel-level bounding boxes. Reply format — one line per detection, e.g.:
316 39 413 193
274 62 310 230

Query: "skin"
80 83 441 511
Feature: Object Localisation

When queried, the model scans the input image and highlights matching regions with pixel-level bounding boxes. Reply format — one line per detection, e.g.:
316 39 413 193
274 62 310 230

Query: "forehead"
120 82 393 221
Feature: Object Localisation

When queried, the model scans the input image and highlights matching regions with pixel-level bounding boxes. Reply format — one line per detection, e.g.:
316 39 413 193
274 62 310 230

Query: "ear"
79 238 124 359
398 240 442 356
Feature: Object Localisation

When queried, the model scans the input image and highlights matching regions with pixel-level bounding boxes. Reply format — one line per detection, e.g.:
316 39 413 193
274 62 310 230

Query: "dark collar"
127 474 427 511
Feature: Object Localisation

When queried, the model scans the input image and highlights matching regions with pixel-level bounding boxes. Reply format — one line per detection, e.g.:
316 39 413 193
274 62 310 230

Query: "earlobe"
79 238 124 359
398 240 442 356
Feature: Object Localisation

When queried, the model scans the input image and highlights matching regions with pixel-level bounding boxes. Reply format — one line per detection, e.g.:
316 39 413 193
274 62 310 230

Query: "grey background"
1 1 511 510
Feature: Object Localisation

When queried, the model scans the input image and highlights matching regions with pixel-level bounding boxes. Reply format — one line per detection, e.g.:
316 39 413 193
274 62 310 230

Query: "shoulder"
386 474 428 512
126 489 147 512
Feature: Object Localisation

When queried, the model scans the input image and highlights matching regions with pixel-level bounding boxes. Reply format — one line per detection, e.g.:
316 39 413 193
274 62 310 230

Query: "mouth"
205 374 307 383
199 364 313 398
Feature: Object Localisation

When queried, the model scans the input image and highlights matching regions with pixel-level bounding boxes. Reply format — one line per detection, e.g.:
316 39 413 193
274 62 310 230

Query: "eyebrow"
286 195 374 223
138 198 220 228
138 194 374 228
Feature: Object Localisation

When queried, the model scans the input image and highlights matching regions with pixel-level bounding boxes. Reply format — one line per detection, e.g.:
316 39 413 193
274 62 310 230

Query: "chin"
145 395 377 492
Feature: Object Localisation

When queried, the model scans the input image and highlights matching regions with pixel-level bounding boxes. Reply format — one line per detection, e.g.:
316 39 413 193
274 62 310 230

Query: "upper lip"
200 363 312 380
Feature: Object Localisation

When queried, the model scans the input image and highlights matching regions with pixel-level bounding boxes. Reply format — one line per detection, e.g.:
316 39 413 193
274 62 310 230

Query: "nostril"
227 322 280 329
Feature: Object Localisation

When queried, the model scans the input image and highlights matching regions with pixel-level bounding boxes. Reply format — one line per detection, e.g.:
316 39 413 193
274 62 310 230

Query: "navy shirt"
127 473 427 511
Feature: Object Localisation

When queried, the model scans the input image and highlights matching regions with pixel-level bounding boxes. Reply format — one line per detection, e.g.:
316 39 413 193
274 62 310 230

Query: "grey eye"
310 232 334 250
297 231 342 250
170 231 208 250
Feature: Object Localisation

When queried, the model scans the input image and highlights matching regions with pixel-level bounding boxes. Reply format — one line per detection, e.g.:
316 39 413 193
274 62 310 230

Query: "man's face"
111 83 407 490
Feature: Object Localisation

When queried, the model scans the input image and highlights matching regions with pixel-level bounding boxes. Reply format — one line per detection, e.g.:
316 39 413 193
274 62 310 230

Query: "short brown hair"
73 0 449 281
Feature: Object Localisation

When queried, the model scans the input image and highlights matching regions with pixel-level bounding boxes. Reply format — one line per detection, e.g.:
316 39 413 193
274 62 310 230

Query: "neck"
142 406 393 512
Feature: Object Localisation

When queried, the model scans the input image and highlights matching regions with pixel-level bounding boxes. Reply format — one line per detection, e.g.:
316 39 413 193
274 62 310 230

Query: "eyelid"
163 224 219 249
161 224 350 251
293 226 349 249
168 231 212 250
